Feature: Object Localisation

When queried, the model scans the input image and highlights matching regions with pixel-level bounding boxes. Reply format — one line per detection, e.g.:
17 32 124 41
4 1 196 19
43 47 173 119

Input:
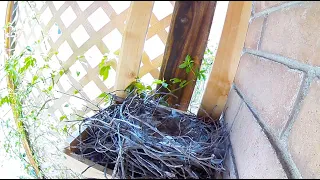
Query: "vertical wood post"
158 1 216 111
115 1 154 98
198 1 252 119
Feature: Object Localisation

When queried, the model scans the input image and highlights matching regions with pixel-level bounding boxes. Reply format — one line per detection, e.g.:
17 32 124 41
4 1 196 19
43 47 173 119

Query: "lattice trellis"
12 1 175 120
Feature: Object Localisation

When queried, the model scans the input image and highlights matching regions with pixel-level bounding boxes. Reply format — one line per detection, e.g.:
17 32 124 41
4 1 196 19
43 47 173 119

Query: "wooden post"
115 1 154 98
158 1 216 111
198 1 252 119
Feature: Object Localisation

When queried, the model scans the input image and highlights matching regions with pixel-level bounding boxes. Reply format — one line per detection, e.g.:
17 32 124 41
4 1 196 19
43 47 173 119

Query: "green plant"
0 2 83 179
0 19 66 177
188 46 215 113
0 44 63 177
121 54 207 100
99 55 112 81
178 55 206 81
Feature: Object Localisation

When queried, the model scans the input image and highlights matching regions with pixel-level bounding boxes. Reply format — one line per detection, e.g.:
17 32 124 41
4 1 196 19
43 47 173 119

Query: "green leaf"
99 56 107 68
54 51 59 55
59 70 64 76
24 56 36 67
113 50 120 56
17 121 23 129
64 104 69 107
179 80 187 88
60 115 67 121
74 90 79 94
99 66 106 75
195 68 200 79
125 83 135 93
185 55 192 62
104 66 111 80
189 61 194 68
195 69 206 80
134 82 145 90
50 73 56 87
98 92 108 98
50 124 58 132
47 85 53 92
170 78 182 84
201 73 206 80
76 71 80 77
31 76 38 84
178 63 187 69
0 96 10 107
152 79 169 89
41 64 49 69
99 65 111 81
76 55 85 60
186 67 191 73
152 79 165 85
62 125 68 134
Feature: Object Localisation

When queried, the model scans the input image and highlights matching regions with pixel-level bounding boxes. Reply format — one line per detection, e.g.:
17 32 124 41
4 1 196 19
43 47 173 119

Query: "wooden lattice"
13 1 175 120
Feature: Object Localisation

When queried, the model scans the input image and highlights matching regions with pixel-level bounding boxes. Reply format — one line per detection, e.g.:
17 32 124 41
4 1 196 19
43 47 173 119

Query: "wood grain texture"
158 1 216 111
115 1 154 98
198 1 252 119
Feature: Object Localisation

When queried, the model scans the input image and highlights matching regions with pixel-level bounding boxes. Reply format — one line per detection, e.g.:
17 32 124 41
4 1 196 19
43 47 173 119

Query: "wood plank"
158 1 216 111
63 148 113 179
64 127 112 179
198 1 252 119
114 1 154 98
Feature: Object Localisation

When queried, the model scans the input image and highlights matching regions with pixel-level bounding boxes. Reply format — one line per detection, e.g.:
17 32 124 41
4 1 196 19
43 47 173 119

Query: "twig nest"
75 93 229 179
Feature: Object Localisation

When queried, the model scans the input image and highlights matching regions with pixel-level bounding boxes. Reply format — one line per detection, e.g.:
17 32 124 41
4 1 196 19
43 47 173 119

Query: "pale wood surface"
198 1 252 119
64 126 112 179
63 148 113 179
115 1 154 98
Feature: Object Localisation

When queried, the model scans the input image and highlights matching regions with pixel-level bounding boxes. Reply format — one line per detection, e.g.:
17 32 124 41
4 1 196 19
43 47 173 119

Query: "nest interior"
71 93 229 179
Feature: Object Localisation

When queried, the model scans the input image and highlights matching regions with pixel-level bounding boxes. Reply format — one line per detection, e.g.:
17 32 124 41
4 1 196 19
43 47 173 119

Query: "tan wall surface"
223 1 320 179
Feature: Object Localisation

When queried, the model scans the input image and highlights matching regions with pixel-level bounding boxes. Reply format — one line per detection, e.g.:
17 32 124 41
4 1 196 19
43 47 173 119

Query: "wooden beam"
158 1 216 111
64 127 112 178
115 1 154 98
198 1 252 119
63 148 112 179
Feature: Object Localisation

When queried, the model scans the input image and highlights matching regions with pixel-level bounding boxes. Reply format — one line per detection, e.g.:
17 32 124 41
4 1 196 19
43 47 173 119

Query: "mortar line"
280 72 315 140
233 84 302 179
244 49 320 76
227 141 239 179
224 101 243 179
253 1 305 19
222 85 244 178
251 1 255 17
227 94 244 179
226 88 244 133
257 14 268 50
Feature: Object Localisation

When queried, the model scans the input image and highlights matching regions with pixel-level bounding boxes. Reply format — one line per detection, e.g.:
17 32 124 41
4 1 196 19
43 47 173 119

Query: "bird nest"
71 93 229 179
